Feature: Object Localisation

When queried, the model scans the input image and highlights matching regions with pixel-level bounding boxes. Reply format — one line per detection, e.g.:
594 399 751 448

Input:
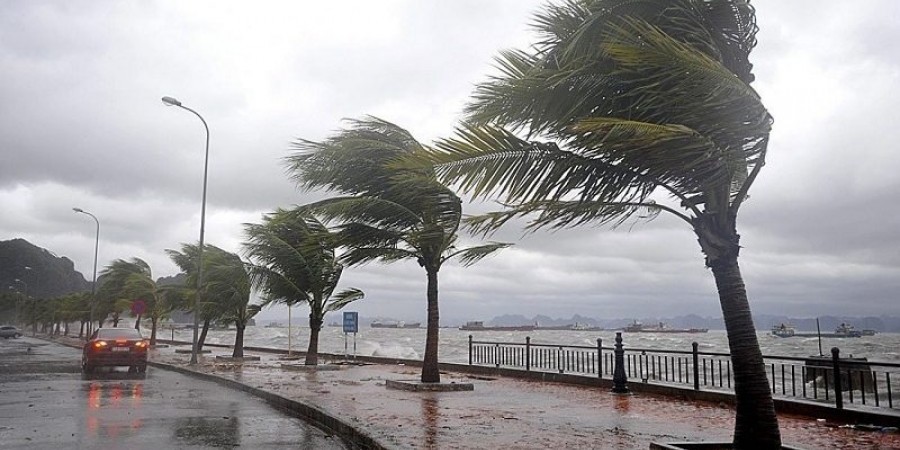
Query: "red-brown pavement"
150 347 899 450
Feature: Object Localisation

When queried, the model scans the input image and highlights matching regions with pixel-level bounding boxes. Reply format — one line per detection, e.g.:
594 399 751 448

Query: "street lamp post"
73 208 100 337
162 95 209 365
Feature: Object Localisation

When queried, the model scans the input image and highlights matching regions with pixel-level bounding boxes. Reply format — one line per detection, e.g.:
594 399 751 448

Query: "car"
82 327 149 374
0 325 22 339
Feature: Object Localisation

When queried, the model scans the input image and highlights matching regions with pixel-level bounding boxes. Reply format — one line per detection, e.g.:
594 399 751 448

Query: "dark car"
0 325 22 339
82 327 149 374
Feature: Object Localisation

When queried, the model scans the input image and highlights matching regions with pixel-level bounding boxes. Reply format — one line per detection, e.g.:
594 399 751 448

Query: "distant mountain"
0 238 90 298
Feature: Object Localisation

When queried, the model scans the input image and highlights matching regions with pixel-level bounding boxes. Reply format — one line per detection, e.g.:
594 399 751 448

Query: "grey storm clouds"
1 0 898 322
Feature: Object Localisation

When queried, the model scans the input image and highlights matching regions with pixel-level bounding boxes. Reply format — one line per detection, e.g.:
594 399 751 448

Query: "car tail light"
134 340 148 348
93 341 108 349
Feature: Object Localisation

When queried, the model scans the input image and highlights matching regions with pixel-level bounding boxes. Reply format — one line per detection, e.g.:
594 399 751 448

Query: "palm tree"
286 118 510 382
409 1 777 447
201 248 261 358
99 258 174 345
166 243 233 351
244 208 364 365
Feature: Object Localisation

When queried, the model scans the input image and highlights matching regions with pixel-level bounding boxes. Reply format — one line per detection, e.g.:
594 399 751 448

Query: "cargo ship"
370 321 421 329
622 320 708 334
459 321 535 331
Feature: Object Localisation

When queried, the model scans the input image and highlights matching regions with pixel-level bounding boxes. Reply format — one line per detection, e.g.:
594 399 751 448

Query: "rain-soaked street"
0 337 350 449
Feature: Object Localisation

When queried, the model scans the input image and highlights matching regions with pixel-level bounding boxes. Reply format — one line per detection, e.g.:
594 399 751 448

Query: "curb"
149 361 389 450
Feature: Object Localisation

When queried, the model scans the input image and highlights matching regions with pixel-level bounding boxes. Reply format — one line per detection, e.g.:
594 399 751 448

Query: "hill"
0 238 91 298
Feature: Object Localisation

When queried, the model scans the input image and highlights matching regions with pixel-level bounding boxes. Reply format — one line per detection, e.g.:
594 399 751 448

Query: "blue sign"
343 312 359 333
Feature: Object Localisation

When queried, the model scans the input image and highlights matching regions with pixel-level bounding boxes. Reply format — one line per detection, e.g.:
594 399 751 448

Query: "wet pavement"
0 337 350 449
142 344 900 449
20 335 900 449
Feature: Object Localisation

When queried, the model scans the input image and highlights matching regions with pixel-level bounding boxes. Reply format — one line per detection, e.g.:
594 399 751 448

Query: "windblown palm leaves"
405 0 779 447
243 208 363 365
286 118 509 382
98 257 174 345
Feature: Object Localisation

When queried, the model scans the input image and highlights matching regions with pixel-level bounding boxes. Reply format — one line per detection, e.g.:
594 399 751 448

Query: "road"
0 336 351 449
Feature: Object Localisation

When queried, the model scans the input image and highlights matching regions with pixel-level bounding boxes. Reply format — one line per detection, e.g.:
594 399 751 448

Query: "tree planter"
280 363 343 372
650 442 805 450
385 380 474 392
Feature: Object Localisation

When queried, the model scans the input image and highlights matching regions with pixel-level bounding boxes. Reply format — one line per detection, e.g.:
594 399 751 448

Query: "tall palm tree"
286 118 510 382
409 0 777 447
201 248 261 358
244 208 364 365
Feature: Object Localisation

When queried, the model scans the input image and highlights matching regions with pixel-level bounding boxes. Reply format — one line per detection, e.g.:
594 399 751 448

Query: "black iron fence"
468 333 900 412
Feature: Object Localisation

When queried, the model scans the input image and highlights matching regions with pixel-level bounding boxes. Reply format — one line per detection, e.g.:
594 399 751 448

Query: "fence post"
525 336 531 372
612 332 629 393
692 342 700 391
832 347 844 409
597 338 602 379
468 335 473 366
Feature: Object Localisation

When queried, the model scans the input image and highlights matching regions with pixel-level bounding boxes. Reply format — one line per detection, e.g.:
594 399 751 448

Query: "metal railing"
468 333 900 412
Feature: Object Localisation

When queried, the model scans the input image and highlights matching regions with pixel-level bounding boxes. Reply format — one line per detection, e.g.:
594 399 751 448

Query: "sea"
163 326 900 365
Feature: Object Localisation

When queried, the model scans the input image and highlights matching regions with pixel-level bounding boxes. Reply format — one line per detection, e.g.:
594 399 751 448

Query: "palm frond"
444 243 512 267
324 288 365 313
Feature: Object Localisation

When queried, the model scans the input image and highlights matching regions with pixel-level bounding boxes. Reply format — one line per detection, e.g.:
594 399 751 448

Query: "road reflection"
84 379 145 438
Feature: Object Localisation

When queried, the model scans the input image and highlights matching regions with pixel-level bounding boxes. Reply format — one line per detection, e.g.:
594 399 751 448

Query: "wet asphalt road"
0 337 351 449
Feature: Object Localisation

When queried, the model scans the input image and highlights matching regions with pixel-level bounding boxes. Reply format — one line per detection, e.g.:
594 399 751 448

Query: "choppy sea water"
163 326 900 365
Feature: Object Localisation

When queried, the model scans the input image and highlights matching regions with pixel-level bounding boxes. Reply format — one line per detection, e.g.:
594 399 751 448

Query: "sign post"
342 311 359 360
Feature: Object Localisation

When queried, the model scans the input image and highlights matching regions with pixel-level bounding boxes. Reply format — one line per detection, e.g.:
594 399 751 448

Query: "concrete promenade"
46 336 900 449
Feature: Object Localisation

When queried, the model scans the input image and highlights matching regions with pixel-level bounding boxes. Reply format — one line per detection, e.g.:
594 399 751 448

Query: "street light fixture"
162 95 210 365
73 208 100 337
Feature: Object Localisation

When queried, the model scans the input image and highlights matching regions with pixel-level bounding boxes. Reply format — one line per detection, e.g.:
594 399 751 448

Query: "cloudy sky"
2 1 898 323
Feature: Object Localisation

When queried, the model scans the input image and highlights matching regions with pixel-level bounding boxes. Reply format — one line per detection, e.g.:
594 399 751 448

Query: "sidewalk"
144 343 898 450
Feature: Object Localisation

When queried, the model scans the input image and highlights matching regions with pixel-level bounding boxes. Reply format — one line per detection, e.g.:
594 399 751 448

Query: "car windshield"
97 328 143 339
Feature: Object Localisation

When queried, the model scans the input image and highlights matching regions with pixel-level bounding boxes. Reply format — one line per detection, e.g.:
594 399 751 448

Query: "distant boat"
623 320 708 334
862 329 877 336
459 321 535 332
772 323 796 338
371 321 421 329
833 323 862 338
772 322 862 338
535 322 603 331
265 322 284 328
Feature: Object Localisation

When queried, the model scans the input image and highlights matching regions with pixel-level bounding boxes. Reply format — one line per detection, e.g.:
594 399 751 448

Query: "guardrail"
468 332 900 412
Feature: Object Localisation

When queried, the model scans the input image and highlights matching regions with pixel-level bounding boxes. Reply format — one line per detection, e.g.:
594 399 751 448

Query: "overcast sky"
2 1 898 323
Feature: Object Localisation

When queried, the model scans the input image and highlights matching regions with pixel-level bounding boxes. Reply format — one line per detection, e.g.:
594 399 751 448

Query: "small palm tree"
100 258 174 345
166 243 233 351
286 118 509 382
408 1 778 446
244 208 364 365
201 248 261 358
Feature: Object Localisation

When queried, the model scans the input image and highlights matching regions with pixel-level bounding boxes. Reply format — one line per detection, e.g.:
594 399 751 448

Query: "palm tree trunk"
150 317 158 346
198 319 211 351
233 325 245 358
421 267 440 383
711 255 781 448
306 317 322 366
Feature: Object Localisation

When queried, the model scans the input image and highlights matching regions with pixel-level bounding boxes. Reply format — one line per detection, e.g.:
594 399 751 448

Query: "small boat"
459 321 535 331
265 322 285 328
771 323 796 338
862 329 877 336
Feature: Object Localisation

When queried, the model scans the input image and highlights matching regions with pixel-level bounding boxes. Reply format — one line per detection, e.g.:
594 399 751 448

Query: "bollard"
525 336 531 372
692 342 700 391
612 332 629 393
597 338 603 379
832 347 844 409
